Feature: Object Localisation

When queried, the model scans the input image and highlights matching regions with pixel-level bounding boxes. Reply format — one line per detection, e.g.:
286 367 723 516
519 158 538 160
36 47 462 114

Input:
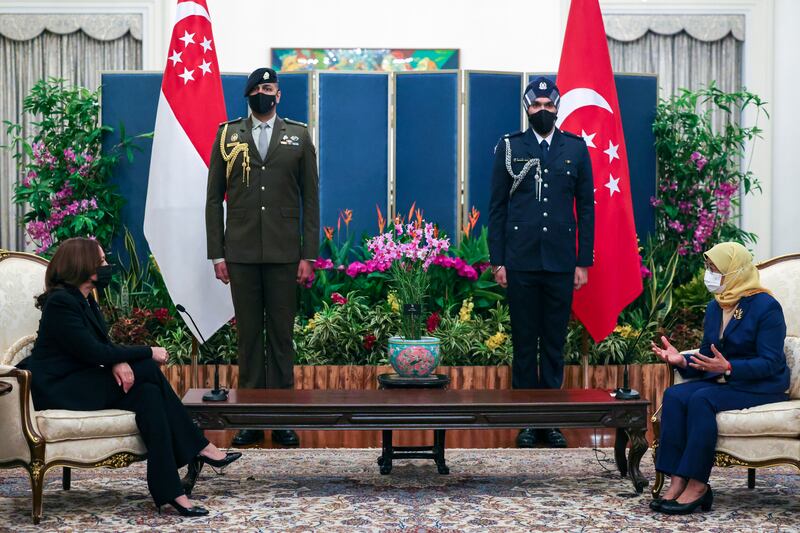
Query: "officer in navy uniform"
206 67 319 447
488 77 595 448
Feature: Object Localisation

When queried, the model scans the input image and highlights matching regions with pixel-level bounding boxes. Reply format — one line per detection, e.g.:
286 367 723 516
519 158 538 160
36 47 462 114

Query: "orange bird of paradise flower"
407 201 417 223
324 226 335 241
463 206 480 237
340 208 353 229
375 204 386 233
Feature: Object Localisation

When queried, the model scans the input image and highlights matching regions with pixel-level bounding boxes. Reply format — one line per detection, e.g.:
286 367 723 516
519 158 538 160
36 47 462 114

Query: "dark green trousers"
227 262 297 389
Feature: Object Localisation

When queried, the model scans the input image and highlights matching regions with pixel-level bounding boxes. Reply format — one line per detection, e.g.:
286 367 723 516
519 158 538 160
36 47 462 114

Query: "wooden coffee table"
183 388 650 492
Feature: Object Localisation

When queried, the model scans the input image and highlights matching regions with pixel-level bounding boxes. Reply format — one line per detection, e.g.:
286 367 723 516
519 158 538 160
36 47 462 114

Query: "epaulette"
559 129 583 141
503 130 525 139
219 117 243 126
284 118 308 127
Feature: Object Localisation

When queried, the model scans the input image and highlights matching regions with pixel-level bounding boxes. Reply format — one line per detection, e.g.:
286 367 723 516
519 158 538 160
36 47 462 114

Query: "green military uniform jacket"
205 115 320 263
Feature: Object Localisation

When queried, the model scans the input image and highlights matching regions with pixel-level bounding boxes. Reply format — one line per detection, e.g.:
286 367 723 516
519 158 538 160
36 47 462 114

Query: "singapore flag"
144 0 233 340
556 0 643 341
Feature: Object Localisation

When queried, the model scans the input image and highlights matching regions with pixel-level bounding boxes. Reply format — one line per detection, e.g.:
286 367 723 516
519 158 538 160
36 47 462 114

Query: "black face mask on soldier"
248 93 276 115
528 109 557 136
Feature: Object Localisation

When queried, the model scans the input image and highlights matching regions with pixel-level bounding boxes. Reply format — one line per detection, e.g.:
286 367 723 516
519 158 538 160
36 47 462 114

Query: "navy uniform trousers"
656 379 787 483
507 270 573 389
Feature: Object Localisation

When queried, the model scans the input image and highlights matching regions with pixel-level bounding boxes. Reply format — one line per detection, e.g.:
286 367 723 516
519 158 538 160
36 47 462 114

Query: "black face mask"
93 265 113 290
248 93 276 115
528 109 557 136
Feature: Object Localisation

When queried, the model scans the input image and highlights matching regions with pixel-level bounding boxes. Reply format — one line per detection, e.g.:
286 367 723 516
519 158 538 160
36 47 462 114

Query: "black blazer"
488 128 595 272
22 286 152 411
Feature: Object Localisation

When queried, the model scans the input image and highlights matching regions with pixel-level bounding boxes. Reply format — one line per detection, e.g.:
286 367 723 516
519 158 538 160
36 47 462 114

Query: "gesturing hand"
112 362 135 393
689 344 729 374
650 336 687 368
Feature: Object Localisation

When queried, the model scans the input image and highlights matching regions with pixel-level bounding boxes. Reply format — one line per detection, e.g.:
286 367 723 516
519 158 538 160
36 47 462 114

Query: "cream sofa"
652 253 800 496
0 250 146 524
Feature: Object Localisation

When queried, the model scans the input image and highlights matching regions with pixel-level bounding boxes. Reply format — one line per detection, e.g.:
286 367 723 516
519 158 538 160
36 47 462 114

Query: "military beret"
244 67 278 96
523 76 560 110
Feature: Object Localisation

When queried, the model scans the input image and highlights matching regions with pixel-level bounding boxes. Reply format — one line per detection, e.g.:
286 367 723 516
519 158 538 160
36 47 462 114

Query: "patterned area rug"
0 448 798 532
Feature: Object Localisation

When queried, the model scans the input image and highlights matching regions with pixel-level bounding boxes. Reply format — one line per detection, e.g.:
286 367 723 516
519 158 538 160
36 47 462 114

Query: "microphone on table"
176 304 228 402
615 302 666 401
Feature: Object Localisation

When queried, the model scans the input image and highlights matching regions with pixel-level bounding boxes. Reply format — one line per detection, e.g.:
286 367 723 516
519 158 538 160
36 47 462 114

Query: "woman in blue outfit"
650 241 790 514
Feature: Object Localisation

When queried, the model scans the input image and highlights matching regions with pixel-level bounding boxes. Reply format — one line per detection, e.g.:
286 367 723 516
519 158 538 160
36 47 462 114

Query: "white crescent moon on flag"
175 1 211 23
556 88 613 128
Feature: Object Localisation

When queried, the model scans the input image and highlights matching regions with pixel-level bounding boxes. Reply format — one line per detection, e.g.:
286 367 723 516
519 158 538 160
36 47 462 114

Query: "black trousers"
227 262 297 389
506 269 573 389
108 359 208 506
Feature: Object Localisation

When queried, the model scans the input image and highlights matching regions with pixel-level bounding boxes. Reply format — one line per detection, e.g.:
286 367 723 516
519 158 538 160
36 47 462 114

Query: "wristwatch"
492 265 505 274
724 362 732 377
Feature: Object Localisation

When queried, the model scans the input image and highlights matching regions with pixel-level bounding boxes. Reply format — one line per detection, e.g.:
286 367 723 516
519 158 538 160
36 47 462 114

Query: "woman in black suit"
24 237 240 516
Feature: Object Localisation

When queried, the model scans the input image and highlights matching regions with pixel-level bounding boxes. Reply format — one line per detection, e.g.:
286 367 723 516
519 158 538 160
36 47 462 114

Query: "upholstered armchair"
652 253 800 497
0 250 146 524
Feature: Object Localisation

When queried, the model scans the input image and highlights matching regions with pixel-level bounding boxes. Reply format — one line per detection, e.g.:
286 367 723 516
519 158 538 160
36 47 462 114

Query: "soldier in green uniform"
206 67 319 446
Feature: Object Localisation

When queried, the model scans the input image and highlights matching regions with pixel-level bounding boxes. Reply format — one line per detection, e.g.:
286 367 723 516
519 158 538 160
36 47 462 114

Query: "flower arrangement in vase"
366 216 449 377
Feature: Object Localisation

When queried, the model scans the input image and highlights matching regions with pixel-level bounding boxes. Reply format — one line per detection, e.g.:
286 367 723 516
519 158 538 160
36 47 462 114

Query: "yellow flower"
459 298 474 322
486 331 507 351
305 312 320 332
387 292 400 313
613 325 637 339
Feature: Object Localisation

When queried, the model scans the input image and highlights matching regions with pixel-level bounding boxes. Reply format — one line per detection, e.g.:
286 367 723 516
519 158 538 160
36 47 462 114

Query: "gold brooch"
733 308 744 320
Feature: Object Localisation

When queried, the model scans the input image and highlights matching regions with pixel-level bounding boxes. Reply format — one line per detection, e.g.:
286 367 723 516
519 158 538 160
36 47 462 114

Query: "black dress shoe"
232 429 264 446
516 428 538 448
158 499 209 517
660 486 713 514
649 498 672 511
201 451 242 469
542 428 567 448
272 429 299 446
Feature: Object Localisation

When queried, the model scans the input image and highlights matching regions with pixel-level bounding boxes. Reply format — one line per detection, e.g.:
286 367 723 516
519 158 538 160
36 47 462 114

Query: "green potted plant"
366 217 449 377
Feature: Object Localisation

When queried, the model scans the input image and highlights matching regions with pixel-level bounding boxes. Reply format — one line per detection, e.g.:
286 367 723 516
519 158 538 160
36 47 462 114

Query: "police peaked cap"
523 76 560 110
244 67 279 96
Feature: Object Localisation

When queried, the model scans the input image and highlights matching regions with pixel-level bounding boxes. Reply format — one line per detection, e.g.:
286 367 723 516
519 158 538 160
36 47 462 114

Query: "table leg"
614 428 628 478
379 430 393 475
625 427 649 493
433 430 449 475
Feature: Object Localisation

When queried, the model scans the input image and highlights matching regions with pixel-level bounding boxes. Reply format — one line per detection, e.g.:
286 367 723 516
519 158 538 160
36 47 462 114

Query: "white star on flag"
605 174 621 196
178 67 195 84
198 59 212 75
168 49 183 66
178 30 195 47
603 140 619 163
200 36 213 53
581 130 597 149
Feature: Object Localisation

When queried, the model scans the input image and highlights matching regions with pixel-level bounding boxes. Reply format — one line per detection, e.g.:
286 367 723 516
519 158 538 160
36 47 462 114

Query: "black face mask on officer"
93 264 113 291
248 93 276 115
528 109 557 136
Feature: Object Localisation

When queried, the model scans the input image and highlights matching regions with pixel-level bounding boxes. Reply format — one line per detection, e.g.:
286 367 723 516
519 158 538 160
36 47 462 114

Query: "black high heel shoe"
660 485 713 514
158 499 209 517
201 451 242 469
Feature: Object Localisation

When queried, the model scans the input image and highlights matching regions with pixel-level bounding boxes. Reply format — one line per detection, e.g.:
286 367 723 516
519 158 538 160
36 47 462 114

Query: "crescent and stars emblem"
556 87 622 198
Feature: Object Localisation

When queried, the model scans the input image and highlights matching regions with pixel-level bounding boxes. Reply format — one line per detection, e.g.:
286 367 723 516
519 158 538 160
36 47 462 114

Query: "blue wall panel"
465 72 523 233
101 72 248 262
276 71 311 124
317 72 389 240
395 72 459 237
526 73 657 239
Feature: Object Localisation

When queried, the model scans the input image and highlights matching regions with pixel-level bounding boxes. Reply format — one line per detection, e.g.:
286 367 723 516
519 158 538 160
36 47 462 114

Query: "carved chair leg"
748 468 756 489
651 440 664 498
28 465 45 525
62 467 71 491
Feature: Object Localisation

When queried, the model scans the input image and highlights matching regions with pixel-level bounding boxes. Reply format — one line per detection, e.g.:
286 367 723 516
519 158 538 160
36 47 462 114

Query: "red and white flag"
144 0 233 340
556 0 643 342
